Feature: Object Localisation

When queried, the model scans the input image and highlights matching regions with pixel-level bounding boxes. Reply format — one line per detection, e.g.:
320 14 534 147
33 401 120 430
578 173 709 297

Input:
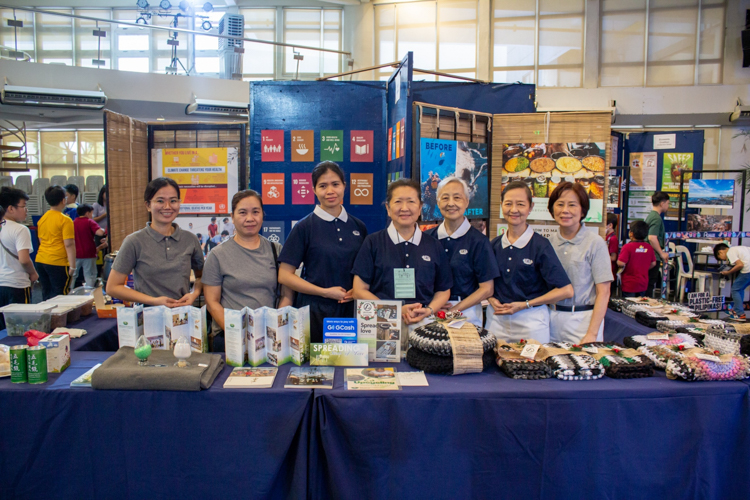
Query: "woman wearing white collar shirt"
424 177 498 326
278 162 368 343
352 178 452 333
547 182 613 344
486 181 574 343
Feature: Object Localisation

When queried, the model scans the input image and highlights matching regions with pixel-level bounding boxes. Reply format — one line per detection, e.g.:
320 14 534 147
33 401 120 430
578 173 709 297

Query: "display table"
309 363 750 500
603 309 654 344
0 352 312 500
0 315 118 351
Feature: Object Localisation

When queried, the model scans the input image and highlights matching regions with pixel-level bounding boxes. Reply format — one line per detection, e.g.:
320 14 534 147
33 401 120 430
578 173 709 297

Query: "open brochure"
224 306 310 368
117 305 209 353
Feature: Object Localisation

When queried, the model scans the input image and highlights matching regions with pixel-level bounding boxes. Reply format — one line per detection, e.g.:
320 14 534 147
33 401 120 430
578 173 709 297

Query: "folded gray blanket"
91 347 224 391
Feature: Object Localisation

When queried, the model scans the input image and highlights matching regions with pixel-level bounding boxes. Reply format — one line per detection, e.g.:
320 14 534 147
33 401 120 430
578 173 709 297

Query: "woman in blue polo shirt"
425 177 498 326
486 180 573 343
278 162 368 343
352 178 452 332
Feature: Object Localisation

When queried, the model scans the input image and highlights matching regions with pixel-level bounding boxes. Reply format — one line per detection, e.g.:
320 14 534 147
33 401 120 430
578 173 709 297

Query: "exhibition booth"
3 53 750 500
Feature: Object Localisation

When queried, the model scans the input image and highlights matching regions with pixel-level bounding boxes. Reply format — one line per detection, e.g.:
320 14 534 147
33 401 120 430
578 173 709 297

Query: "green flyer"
662 152 693 192
320 130 343 162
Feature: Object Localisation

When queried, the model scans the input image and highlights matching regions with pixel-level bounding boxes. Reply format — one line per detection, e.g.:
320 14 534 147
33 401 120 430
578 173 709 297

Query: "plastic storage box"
44 295 95 317
0 304 54 336
47 305 76 330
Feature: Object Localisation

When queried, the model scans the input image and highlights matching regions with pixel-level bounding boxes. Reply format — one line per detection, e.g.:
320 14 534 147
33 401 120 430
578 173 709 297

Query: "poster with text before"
420 138 489 221
152 147 237 215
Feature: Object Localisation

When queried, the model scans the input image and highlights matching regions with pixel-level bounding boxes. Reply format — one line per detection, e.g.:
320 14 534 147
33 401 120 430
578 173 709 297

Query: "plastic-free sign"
292 173 314 205
320 130 343 162
291 130 314 162
350 173 373 205
262 173 285 205
350 131 373 162
261 130 284 162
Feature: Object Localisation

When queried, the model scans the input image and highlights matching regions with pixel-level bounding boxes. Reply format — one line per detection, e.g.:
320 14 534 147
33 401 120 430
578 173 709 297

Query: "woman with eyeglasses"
106 177 204 307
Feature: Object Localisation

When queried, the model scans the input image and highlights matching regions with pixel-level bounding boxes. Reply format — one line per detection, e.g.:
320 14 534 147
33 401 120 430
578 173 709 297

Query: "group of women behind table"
106 162 614 347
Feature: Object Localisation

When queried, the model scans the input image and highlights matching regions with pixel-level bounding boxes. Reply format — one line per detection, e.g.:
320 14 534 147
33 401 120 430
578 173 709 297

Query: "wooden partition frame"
490 111 612 237
103 110 149 252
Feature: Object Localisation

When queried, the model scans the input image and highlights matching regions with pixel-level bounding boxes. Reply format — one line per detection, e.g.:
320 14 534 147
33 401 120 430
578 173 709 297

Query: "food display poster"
687 179 734 209
661 153 693 192
628 152 657 191
420 138 489 221
499 142 606 223
152 147 238 215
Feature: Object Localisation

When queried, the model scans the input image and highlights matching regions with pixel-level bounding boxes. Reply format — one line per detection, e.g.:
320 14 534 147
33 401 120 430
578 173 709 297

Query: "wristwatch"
426 306 434 316
526 300 531 309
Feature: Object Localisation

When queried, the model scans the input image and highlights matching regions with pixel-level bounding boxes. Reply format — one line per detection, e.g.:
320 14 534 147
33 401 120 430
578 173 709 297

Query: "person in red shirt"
616 220 656 297
207 217 218 238
72 204 105 289
605 213 619 294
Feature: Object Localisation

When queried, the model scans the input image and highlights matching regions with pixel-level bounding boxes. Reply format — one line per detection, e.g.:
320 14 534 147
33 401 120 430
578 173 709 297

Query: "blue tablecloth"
603 309 653 344
0 352 312 500
310 363 750 500
0 315 118 351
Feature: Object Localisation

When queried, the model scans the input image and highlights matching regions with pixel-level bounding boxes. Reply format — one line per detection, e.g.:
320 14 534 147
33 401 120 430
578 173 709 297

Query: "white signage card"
653 134 676 150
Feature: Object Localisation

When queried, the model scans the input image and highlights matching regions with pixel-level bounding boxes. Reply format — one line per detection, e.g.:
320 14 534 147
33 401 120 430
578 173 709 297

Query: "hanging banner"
629 152 657 191
662 152 693 192
153 147 237 215
499 142 605 223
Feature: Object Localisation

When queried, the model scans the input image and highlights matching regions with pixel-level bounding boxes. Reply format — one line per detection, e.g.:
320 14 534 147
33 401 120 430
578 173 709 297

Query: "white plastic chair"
85 175 104 194
14 175 32 194
50 175 67 187
675 245 713 302
0 176 12 188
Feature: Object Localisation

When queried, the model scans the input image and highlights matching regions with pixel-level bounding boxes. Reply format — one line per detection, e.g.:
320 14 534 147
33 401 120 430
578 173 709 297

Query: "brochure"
284 366 335 389
310 343 369 366
356 300 402 362
345 367 400 391
118 305 208 353
224 306 310 368
222 366 278 389
397 371 429 387
69 363 101 388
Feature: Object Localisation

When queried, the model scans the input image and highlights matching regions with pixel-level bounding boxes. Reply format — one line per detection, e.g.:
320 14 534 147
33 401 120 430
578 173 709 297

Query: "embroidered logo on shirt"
523 258 533 265
635 245 648 253
459 249 468 255
422 255 431 262
352 230 360 236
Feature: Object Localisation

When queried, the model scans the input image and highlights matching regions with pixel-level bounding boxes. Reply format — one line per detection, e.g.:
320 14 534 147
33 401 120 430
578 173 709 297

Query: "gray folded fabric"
91 347 225 391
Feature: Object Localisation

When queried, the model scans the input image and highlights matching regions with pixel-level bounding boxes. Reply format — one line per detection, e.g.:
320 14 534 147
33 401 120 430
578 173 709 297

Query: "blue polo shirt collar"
501 224 533 249
436 217 470 240
314 205 348 223
387 222 422 246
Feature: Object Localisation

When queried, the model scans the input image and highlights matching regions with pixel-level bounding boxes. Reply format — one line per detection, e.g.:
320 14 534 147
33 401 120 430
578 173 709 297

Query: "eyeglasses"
13 205 27 210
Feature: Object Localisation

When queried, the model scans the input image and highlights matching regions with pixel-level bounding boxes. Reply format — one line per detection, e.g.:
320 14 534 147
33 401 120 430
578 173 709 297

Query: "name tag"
394 268 416 299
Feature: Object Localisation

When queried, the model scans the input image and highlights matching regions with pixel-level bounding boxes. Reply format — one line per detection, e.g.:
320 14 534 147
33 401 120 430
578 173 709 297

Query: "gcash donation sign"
152 147 239 215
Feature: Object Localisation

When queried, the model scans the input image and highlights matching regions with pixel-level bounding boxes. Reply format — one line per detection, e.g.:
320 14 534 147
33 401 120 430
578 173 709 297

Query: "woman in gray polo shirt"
547 181 613 344
107 178 204 307
202 190 294 338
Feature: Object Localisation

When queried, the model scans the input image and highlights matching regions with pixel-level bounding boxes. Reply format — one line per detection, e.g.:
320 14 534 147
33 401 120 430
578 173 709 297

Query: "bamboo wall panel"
105 111 149 252
490 111 612 237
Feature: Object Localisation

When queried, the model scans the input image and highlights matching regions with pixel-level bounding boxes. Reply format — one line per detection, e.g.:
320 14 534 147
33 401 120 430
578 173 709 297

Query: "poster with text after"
152 147 238 215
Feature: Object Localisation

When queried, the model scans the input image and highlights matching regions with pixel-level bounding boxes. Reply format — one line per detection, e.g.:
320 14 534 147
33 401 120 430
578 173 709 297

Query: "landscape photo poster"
500 142 606 223
687 179 734 209
420 138 489 221
662 153 694 192
687 214 733 232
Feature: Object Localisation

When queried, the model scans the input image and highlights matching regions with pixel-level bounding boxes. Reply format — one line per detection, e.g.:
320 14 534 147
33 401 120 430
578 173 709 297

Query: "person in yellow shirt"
36 185 76 300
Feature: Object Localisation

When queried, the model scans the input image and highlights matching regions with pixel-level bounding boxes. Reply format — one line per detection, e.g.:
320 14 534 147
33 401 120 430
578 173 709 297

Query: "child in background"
72 204 105 289
208 217 218 239
605 213 619 294
714 243 750 322
617 220 656 298
63 184 79 220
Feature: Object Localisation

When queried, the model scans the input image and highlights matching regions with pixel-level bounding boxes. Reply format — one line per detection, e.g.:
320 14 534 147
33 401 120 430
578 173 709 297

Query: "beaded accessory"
666 354 750 381
495 344 552 380
406 345 495 374
545 354 605 381
623 332 703 350
409 322 496 357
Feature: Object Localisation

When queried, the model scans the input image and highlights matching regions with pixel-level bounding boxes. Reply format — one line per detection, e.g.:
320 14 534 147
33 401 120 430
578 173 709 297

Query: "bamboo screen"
104 111 149 251
416 103 491 143
490 111 612 237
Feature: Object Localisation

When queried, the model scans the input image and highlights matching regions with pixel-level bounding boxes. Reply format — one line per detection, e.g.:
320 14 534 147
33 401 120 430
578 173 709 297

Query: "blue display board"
250 81 388 235
386 53 413 180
